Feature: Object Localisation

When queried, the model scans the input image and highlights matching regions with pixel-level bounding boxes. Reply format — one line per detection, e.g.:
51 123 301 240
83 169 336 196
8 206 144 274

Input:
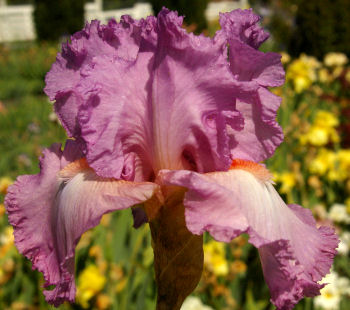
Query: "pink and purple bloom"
5 8 338 310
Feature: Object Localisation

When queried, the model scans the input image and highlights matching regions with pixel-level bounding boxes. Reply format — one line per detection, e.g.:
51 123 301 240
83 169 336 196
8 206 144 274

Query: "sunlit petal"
5 141 158 306
160 164 338 310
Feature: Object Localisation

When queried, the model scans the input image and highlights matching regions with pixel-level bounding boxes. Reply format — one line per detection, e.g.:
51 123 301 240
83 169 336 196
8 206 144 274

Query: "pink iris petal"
76 8 247 179
45 8 284 180
5 141 159 306
160 168 338 310
149 9 244 173
217 9 270 49
216 9 285 162
233 88 284 161
218 9 284 87
77 53 154 180
44 16 155 137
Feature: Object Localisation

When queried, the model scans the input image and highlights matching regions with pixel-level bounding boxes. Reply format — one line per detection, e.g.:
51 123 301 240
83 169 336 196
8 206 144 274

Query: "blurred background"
0 0 350 309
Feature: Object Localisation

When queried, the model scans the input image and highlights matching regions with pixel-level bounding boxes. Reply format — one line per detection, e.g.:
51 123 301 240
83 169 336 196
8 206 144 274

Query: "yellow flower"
0 226 15 259
307 127 329 146
332 66 344 79
337 149 350 180
203 240 228 277
324 52 348 67
338 149 350 166
314 110 339 128
301 111 339 147
286 54 320 93
329 128 340 144
280 51 291 64
276 172 296 194
309 149 336 176
301 54 321 70
76 265 106 308
0 226 14 246
0 177 12 194
318 68 333 83
294 76 312 93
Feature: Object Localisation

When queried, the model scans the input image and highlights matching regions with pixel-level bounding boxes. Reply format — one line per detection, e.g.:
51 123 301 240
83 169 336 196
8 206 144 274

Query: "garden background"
0 0 350 309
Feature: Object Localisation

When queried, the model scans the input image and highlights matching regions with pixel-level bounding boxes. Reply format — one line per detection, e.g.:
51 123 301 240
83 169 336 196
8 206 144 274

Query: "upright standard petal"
46 8 286 179
44 16 155 137
160 160 338 310
233 88 284 162
76 8 250 181
5 141 159 306
217 9 269 49
149 9 244 173
216 9 285 162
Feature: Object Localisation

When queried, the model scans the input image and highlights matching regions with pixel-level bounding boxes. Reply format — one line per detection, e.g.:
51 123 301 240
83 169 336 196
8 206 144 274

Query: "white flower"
324 52 348 67
314 271 350 309
337 232 350 256
180 297 214 310
314 272 341 310
314 285 341 310
328 204 350 224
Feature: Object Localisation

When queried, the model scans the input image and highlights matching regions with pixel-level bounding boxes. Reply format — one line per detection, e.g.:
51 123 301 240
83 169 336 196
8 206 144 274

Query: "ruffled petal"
160 164 338 309
227 40 284 87
232 88 284 162
76 8 249 179
77 53 154 180
46 8 285 178
44 17 155 137
217 9 269 49
216 9 285 161
5 141 158 306
149 9 244 173
258 240 324 310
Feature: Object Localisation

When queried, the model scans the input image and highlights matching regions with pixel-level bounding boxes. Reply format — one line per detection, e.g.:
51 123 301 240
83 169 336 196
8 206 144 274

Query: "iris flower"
5 8 338 310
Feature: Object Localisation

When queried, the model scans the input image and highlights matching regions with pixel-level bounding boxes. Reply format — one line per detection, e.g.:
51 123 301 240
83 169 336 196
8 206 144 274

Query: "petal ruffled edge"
159 165 338 310
44 16 157 137
5 142 81 305
215 9 285 161
217 8 269 49
5 141 159 306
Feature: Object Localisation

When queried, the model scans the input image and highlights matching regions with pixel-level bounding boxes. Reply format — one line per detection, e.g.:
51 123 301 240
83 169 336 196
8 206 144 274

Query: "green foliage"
0 43 57 101
290 0 350 59
150 0 209 33
33 0 86 41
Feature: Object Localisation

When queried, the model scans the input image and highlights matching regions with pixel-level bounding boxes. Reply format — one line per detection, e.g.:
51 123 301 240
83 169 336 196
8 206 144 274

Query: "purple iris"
5 8 338 310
